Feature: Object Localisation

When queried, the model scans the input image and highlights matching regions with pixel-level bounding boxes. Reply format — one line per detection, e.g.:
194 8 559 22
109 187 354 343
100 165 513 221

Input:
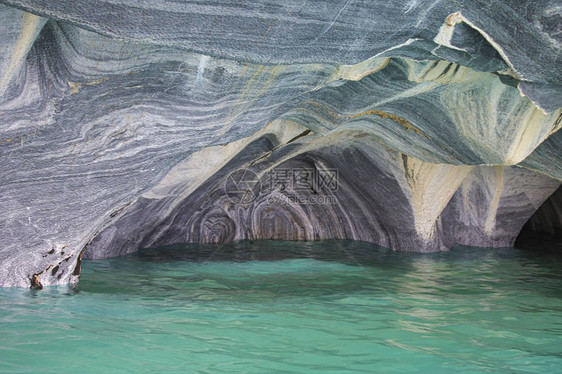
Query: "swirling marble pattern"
0 1 560 287
85 131 560 260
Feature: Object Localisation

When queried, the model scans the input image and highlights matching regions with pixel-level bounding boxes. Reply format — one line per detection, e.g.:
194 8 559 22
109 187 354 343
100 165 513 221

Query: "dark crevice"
516 185 562 251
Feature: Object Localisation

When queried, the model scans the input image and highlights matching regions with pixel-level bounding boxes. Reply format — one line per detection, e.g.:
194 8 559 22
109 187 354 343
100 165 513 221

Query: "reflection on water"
1 240 561 373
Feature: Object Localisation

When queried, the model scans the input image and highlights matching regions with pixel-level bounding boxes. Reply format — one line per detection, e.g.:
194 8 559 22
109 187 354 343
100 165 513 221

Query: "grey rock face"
0 1 560 287
441 166 561 248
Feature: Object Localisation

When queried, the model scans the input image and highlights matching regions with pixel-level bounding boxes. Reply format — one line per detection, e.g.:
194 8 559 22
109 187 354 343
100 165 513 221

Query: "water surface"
1 240 561 373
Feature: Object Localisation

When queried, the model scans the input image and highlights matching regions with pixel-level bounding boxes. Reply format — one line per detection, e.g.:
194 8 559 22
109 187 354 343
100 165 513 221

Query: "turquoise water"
1 240 562 373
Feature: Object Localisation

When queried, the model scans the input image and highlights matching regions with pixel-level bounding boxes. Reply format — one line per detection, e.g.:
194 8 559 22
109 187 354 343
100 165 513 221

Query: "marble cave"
0 0 561 289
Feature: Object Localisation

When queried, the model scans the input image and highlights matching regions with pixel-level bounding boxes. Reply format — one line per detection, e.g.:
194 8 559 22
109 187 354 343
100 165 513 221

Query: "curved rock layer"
84 131 560 258
0 1 560 287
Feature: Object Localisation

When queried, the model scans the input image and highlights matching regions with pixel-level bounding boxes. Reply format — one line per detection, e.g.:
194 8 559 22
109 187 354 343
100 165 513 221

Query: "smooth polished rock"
85 130 560 262
0 1 560 287
441 166 561 248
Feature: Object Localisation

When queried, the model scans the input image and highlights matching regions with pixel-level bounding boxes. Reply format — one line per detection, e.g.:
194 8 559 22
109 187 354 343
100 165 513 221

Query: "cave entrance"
516 186 562 251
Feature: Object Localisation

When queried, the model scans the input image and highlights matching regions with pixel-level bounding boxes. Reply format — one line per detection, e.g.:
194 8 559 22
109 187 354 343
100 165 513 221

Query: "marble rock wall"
0 1 560 287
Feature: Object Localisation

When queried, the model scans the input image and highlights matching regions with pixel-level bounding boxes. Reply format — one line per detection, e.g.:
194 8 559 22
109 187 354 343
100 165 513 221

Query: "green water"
1 240 561 373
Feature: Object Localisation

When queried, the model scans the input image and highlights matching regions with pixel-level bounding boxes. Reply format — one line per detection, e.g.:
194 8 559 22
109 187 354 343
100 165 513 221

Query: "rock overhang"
0 0 560 287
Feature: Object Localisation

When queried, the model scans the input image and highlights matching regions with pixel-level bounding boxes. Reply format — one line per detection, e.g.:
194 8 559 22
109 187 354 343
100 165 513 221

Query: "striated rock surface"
0 0 560 287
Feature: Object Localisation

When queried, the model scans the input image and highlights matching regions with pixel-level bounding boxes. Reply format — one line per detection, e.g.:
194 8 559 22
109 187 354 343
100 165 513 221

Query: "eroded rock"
0 1 560 286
